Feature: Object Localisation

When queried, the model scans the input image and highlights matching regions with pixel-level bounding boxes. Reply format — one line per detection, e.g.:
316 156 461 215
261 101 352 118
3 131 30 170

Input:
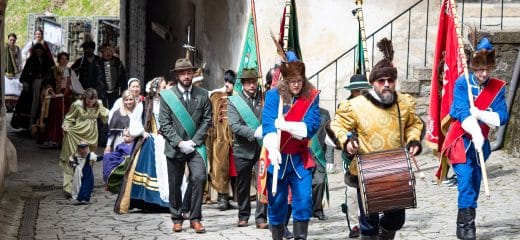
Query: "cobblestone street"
1 121 519 239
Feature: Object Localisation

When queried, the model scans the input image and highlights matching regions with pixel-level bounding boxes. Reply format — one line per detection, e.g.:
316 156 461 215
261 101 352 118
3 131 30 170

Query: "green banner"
235 15 258 92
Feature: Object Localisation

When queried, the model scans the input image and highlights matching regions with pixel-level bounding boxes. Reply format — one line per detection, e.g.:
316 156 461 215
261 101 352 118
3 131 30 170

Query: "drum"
356 148 416 215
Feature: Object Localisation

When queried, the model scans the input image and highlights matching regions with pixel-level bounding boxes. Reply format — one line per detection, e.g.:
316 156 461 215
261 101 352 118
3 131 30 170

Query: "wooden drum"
356 148 416 215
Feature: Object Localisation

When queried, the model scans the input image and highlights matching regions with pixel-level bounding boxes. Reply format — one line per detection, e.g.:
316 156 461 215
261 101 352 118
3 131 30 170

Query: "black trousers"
312 162 326 215
234 156 257 221
167 153 207 223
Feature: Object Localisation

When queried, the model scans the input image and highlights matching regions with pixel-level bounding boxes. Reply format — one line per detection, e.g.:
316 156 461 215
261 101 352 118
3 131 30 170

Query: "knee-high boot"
377 226 396 240
293 221 309 240
461 208 476 240
270 224 285 240
456 209 464 239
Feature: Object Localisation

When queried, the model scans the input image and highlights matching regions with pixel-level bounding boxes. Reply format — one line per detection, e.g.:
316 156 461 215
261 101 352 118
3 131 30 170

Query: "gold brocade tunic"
330 93 423 173
60 100 109 167
207 91 233 193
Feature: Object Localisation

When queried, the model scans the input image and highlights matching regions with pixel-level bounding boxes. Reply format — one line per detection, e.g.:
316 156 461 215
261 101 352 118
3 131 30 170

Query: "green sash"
228 95 262 144
228 95 261 129
310 135 326 168
310 134 330 204
161 89 207 164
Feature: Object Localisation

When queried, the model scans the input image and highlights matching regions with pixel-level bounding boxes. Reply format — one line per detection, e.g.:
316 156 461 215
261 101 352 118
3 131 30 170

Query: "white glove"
275 118 307 139
461 116 484 151
186 140 196 147
326 163 335 174
254 126 263 138
324 134 337 148
263 133 282 169
470 107 500 127
178 140 195 154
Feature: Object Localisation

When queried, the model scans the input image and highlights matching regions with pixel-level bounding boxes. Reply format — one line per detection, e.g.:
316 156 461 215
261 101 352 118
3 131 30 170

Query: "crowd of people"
4 27 509 240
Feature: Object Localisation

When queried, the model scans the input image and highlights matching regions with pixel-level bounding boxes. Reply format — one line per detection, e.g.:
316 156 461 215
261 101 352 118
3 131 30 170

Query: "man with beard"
227 68 265 227
159 58 211 234
330 38 424 240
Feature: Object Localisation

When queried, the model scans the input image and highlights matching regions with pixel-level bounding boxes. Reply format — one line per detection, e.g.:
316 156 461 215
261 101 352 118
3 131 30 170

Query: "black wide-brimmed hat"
170 58 197 72
344 74 371 90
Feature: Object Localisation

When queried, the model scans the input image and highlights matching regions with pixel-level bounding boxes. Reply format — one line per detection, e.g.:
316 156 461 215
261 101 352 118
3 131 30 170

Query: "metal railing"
310 0 518 110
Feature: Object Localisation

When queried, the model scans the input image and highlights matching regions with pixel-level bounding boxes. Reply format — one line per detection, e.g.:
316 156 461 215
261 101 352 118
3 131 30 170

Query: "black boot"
461 208 476 240
377 226 396 240
270 224 285 240
456 209 464 239
293 221 309 240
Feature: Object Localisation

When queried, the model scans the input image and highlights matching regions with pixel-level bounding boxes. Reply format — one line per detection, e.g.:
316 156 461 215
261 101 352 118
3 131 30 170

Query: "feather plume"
376 38 394 62
270 30 288 62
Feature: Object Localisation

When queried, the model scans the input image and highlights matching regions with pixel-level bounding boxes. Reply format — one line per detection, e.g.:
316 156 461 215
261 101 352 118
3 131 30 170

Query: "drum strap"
397 103 404 147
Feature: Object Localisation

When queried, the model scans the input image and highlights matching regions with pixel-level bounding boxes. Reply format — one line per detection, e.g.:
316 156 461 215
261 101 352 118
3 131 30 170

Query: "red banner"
426 0 465 152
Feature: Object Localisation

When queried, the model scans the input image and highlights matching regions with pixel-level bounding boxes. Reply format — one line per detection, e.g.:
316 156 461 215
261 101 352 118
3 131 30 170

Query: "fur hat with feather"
369 38 397 82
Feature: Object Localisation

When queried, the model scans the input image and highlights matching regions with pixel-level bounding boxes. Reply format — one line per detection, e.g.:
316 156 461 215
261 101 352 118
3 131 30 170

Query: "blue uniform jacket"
449 73 508 158
262 88 321 179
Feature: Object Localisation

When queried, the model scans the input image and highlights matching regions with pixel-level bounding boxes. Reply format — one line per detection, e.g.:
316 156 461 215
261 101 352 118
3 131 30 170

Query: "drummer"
329 38 424 239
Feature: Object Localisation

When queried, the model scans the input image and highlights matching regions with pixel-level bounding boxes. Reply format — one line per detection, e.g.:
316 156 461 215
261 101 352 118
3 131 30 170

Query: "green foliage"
5 0 119 45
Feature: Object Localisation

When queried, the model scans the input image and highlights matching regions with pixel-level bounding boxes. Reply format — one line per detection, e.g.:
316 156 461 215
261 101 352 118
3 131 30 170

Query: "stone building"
0 0 519 193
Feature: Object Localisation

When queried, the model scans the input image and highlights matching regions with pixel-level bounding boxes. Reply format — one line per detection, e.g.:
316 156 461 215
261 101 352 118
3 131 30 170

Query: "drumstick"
411 154 426 179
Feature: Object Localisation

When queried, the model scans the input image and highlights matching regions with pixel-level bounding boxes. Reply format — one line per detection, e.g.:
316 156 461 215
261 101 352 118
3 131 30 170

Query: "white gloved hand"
274 117 286 130
178 140 195 154
263 133 282 169
254 126 263 138
186 140 196 147
470 107 500 127
326 163 335 174
461 116 485 151
324 134 337 148
268 148 282 170
469 107 480 117
275 118 307 139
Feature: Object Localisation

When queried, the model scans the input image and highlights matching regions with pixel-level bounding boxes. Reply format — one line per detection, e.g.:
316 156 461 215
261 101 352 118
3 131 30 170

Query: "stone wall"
404 30 520 157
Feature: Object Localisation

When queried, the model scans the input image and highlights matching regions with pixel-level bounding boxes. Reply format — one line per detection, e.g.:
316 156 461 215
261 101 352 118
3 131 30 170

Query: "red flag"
426 0 465 151
426 0 465 179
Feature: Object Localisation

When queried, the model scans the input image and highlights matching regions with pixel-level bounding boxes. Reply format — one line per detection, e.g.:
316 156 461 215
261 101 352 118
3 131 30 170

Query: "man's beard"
377 89 396 105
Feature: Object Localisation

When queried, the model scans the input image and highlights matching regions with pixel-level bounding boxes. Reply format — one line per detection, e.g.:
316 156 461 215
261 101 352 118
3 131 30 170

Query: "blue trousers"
453 144 489 209
266 170 312 225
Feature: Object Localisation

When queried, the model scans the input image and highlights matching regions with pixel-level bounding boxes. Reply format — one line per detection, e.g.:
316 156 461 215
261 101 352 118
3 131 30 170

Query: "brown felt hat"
170 58 197 72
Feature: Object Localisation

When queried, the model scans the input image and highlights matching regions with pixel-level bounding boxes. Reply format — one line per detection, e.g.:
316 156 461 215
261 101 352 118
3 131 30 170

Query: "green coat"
158 86 212 159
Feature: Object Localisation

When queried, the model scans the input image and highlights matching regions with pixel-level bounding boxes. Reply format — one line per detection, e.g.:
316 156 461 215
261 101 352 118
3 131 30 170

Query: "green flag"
356 22 366 75
235 15 258 92
280 0 302 60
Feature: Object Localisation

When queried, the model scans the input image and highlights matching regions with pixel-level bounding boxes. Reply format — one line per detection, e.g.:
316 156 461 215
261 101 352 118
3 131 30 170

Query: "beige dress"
60 99 108 193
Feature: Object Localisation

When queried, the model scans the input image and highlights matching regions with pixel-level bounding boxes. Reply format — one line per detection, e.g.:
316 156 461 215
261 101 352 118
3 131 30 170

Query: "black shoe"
218 198 230 211
313 212 328 221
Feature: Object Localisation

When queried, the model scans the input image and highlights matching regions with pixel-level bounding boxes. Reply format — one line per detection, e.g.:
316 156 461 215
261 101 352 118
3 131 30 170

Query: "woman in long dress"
60 88 109 197
4 33 23 112
11 43 54 130
103 90 146 188
114 77 171 213
37 52 74 147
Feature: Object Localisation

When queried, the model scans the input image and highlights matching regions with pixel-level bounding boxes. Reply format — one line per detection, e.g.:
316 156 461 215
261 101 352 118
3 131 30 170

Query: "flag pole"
450 0 490 198
251 0 263 87
353 0 371 76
